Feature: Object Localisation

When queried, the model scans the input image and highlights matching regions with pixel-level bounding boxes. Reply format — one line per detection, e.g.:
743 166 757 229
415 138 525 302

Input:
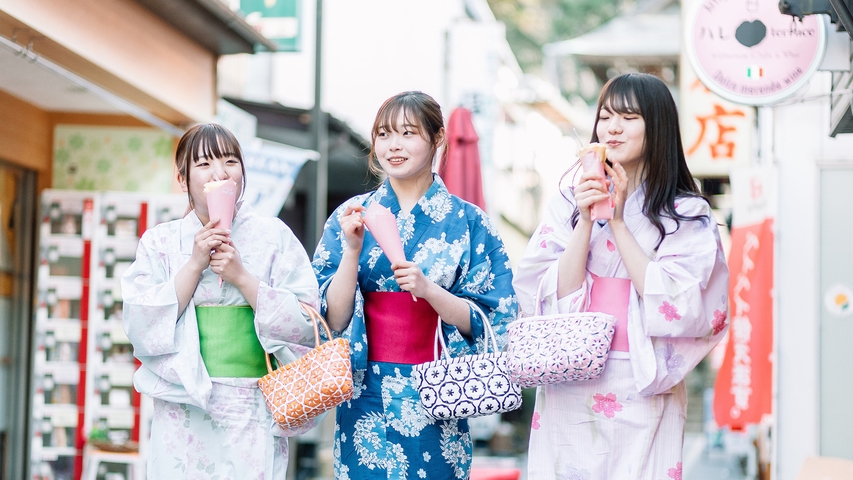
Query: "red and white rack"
30 190 187 480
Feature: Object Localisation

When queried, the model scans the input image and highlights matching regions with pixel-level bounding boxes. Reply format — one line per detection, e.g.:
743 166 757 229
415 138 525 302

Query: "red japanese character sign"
713 166 775 429
680 50 754 176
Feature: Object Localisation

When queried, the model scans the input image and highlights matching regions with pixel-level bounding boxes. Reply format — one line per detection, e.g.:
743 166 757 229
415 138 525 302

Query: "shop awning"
543 12 680 65
135 0 278 54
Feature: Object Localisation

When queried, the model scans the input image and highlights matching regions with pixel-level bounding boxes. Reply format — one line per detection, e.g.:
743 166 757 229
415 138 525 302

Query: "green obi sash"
196 306 267 378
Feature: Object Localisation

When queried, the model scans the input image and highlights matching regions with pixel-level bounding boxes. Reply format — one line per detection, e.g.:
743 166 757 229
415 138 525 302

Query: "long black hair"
572 73 707 248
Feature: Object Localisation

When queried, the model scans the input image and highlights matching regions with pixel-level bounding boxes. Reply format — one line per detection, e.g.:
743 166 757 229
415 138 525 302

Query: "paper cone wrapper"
363 202 405 264
579 144 612 221
205 179 238 230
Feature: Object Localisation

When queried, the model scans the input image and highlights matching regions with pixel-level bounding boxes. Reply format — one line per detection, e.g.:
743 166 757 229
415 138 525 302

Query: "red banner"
713 168 775 429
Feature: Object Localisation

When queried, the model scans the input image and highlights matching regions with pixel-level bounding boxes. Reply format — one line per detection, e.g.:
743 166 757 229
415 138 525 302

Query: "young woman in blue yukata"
312 91 517 479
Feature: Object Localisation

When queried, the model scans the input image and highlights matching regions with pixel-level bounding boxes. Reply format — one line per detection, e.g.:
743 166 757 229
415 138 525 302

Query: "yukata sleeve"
254 220 322 366
513 190 590 318
445 208 518 355
632 198 730 395
311 202 358 339
121 227 184 357
641 198 729 338
121 227 211 407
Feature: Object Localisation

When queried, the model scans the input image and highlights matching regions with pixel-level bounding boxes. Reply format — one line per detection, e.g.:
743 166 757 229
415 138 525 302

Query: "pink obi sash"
363 292 440 364
589 276 631 352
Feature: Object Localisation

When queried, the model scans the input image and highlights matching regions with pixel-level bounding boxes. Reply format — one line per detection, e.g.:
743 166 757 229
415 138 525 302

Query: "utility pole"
311 0 328 247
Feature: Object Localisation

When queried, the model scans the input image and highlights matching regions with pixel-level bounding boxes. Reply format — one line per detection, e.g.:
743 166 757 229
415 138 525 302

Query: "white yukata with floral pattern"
313 176 517 480
513 184 729 480
121 203 320 479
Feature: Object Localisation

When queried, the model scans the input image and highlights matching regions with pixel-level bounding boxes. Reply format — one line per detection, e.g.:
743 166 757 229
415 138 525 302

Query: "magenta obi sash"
589 276 631 352
363 291 440 364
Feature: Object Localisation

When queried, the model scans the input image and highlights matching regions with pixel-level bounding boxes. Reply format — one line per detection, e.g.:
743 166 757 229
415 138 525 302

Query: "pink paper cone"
580 149 612 221
363 202 405 264
205 179 238 230
204 179 237 287
363 203 417 301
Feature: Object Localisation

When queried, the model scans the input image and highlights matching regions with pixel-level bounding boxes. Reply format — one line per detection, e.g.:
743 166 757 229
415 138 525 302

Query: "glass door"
0 159 36 480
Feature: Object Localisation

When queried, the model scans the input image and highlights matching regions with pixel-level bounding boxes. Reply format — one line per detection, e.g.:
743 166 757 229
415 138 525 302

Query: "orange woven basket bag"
258 303 353 429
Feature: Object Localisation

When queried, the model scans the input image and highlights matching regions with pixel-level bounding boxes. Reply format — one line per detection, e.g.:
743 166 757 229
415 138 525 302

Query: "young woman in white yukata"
121 123 320 479
514 73 730 480
313 91 517 479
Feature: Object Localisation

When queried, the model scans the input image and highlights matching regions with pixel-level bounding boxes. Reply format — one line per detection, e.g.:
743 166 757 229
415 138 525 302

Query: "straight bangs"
600 80 642 116
190 124 243 164
372 100 424 141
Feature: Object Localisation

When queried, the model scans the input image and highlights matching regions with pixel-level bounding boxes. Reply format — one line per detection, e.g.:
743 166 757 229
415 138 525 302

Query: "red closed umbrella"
439 107 487 210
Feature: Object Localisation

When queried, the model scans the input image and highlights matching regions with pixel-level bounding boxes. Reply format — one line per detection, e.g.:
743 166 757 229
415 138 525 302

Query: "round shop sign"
686 0 826 106
824 283 853 318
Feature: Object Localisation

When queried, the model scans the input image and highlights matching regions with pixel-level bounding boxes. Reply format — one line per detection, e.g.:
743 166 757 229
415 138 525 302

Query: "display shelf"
30 190 187 480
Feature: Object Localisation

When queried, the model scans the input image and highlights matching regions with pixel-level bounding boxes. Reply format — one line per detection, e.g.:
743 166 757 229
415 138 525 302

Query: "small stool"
82 447 145 480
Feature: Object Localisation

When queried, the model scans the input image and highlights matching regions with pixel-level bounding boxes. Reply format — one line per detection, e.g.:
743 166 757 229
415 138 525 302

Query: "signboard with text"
713 165 775 429
686 0 826 105
241 0 301 51
680 59 755 176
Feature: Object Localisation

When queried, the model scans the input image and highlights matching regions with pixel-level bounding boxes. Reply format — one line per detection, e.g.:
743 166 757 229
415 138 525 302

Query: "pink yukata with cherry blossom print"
513 184 729 480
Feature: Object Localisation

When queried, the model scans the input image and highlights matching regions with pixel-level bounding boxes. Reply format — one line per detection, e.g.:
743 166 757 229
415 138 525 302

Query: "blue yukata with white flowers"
313 175 517 479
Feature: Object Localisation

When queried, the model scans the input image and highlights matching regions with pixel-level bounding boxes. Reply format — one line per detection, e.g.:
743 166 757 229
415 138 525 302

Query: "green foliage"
88 426 109 441
486 0 623 72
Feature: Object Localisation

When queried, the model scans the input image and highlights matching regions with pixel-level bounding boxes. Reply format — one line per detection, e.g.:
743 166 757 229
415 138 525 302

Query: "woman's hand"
573 170 611 222
209 240 246 285
340 204 366 253
190 219 230 271
175 219 233 317
392 261 434 300
604 162 629 221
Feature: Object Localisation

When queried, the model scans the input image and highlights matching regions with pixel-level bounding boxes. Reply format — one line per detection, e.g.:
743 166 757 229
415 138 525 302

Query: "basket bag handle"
263 302 334 374
433 299 498 361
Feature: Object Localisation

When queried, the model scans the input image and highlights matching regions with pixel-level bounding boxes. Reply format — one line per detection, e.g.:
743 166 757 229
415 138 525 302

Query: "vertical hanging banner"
241 140 318 217
714 165 775 429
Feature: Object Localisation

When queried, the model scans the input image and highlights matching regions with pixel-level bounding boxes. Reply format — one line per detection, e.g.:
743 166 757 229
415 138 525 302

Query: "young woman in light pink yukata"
121 124 320 479
513 73 730 480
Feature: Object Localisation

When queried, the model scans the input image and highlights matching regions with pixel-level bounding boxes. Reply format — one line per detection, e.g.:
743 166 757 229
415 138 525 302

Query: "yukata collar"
180 201 249 255
372 174 448 215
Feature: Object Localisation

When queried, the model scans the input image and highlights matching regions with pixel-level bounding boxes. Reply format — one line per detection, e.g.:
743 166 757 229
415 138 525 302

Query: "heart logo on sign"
735 20 766 47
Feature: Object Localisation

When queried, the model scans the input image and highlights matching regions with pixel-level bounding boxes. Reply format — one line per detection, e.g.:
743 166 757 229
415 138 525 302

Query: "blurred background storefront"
2 0 853 479
0 1 274 478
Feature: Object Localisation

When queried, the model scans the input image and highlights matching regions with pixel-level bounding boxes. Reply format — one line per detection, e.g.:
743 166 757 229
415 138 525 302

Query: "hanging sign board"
713 165 776 428
686 0 826 105
241 0 301 51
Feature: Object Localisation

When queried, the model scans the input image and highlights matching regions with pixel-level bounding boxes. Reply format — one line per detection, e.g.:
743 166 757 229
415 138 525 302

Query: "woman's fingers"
604 163 627 188
340 206 366 251
343 204 366 217
210 242 241 277
392 262 429 299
